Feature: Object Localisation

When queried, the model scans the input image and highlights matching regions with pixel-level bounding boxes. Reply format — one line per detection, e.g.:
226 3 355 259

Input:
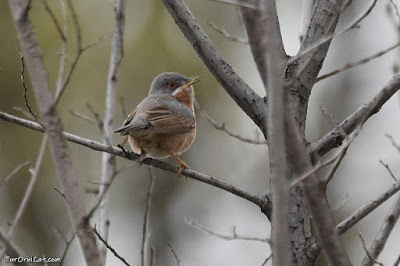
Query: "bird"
114 72 199 175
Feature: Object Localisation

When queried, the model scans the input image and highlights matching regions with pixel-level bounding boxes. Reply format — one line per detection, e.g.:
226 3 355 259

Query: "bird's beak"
185 76 199 86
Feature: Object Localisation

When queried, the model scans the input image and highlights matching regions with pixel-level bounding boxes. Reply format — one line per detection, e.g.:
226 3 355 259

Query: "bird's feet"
138 150 146 166
169 153 190 176
118 144 128 155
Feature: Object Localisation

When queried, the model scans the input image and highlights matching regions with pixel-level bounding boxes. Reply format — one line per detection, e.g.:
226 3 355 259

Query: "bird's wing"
114 108 147 135
145 103 195 135
114 95 195 136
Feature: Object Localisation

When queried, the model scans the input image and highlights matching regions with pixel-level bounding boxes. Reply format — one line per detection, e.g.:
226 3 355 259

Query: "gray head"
149 72 198 95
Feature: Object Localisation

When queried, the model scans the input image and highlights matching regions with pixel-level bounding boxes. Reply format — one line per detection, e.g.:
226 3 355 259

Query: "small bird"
114 72 199 175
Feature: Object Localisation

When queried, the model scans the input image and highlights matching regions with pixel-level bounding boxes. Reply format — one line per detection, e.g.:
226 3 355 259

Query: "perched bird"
114 72 199 175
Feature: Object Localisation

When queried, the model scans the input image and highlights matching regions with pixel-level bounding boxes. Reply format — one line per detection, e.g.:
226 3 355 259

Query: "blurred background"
0 0 399 265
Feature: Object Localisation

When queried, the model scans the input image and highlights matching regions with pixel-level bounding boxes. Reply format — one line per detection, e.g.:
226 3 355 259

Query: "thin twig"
11 106 35 120
53 0 114 105
2 161 30 186
167 244 180 266
323 145 348 188
385 133 400 153
361 193 400 266
149 248 155 266
389 0 400 24
336 181 400 236
195 100 266 145
394 254 400 266
185 218 270 243
289 0 378 65
54 187 66 199
69 110 98 124
66 0 81 51
141 167 156 266
86 163 134 221
260 253 272 266
359 233 385 266
379 160 398 181
93 226 130 266
55 0 68 97
330 193 349 213
207 20 248 44
208 0 259 9
8 135 47 239
86 103 104 133
119 96 128 118
59 234 75 266
292 126 359 187
53 229 75 266
310 74 400 158
20 56 39 121
0 230 28 266
317 41 400 82
40 0 66 41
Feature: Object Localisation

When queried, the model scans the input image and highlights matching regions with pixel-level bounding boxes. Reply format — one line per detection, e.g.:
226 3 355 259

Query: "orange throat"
173 88 194 112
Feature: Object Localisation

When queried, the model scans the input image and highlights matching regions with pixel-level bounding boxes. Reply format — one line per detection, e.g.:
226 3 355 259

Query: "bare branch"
86 163 134 221
8 1 101 264
394 254 400 266
340 181 400 236
385 133 400 153
240 0 287 87
40 0 66 41
260 253 272 266
361 193 400 266
93 227 130 266
53 229 75 266
55 0 68 97
69 110 98 124
99 1 126 264
167 243 180 266
81 32 114 51
379 160 398 182
285 109 351 265
119 96 128 118
185 218 270 243
66 0 82 51
0 111 264 208
208 0 259 9
359 233 384 266
20 56 39 122
262 0 290 264
308 180 400 261
141 167 155 266
0 230 28 266
317 41 400 82
299 0 313 42
7 135 47 240
149 248 155 266
310 74 400 158
2 161 30 186
162 0 266 132
389 0 400 24
53 2 113 105
207 21 248 44
323 148 348 188
290 0 377 66
195 100 266 145
86 103 104 132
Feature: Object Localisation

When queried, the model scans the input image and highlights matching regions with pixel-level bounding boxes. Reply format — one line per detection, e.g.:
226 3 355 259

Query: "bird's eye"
168 82 176 89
